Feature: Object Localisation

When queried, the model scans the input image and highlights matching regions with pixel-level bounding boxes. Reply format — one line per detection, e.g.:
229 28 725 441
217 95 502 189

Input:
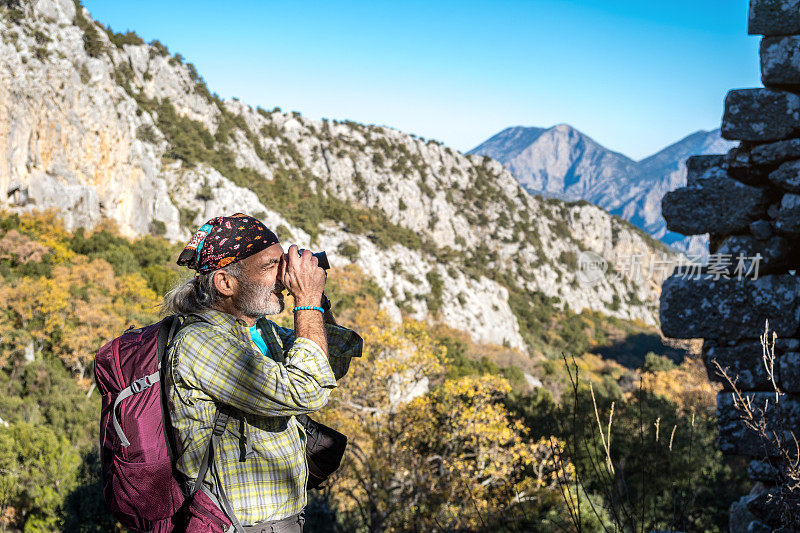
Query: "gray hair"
160 262 245 316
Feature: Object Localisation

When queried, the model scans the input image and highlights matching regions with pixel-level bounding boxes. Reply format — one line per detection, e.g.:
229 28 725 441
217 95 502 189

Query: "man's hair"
161 261 245 316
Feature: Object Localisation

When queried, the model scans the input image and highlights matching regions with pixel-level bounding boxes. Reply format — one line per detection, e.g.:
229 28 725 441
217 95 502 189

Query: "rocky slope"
0 0 681 353
470 125 736 257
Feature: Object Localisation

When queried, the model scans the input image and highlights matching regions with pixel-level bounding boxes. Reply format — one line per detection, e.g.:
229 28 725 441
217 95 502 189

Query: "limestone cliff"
0 0 682 351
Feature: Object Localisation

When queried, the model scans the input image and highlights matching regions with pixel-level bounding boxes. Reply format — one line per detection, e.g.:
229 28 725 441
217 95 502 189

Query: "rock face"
0 0 678 353
661 5 800 528
469 126 736 258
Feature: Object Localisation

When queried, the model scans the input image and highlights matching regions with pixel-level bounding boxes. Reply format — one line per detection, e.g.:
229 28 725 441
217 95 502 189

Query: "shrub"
104 27 145 48
79 64 90 84
559 250 578 270
642 352 676 373
426 270 443 315
73 1 105 58
149 220 166 236
178 207 198 229
136 124 157 144
275 224 293 242
149 39 169 56
1 0 23 23
338 241 360 262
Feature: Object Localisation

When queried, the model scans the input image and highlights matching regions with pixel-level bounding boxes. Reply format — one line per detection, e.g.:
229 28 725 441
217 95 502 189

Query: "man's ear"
212 269 237 297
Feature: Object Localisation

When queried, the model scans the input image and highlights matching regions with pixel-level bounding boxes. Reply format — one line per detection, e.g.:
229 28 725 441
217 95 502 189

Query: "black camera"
298 249 330 270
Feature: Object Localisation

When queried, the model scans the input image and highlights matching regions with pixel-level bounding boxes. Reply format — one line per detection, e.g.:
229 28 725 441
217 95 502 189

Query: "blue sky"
82 0 760 160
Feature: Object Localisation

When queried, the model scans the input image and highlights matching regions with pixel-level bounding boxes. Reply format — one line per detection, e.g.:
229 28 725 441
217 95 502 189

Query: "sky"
81 0 760 161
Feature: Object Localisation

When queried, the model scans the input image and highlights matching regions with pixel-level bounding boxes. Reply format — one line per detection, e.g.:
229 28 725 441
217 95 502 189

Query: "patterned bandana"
177 213 280 274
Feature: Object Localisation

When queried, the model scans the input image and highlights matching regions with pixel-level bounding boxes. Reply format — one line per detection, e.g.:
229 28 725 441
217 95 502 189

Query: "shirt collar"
196 308 247 333
196 309 280 346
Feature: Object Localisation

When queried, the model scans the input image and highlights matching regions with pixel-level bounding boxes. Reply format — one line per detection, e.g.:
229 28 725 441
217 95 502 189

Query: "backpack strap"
112 369 161 447
160 315 245 533
158 315 185 464
182 406 244 533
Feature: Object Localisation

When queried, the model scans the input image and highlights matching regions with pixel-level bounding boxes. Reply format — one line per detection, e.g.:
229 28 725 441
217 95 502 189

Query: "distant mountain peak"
470 125 735 255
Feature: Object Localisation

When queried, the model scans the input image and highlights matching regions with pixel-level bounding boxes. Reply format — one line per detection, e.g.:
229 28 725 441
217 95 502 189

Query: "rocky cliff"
0 0 680 353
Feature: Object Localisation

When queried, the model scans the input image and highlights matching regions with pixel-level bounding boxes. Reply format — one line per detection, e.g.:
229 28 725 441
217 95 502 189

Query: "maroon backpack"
95 315 245 532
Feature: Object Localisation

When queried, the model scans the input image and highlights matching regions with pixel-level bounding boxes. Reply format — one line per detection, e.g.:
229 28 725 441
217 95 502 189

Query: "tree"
0 423 81 531
317 313 567 531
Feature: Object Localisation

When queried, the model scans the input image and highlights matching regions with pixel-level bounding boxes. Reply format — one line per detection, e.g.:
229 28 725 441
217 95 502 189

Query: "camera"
297 249 330 270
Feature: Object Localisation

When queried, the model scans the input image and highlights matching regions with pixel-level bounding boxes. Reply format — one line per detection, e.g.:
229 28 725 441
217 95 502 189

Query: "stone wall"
659 1 800 529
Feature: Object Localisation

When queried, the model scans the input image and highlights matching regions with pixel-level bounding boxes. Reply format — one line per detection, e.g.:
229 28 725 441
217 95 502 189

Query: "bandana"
177 213 280 274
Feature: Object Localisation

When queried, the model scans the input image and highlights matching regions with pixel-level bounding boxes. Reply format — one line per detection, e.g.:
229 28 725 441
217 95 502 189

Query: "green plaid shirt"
165 309 362 525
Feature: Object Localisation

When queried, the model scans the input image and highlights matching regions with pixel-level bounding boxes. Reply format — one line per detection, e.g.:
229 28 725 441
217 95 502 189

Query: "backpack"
96 314 349 531
95 315 245 532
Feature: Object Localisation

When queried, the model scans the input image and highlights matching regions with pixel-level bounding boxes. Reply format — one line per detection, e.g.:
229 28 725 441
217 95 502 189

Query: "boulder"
725 145 768 184
776 192 800 234
703 339 777 390
761 36 800 86
751 137 800 167
749 0 800 36
685 154 726 186
779 352 800 392
661 175 769 235
718 392 800 456
768 158 800 192
722 89 800 142
749 219 775 240
660 274 800 340
704 340 773 390
748 459 780 482
716 234 789 273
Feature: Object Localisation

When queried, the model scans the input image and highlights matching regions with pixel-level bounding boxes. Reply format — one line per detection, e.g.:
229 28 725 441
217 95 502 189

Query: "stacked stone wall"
660 1 800 529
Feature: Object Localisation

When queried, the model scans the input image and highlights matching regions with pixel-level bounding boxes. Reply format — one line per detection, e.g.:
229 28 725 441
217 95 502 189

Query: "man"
161 213 362 532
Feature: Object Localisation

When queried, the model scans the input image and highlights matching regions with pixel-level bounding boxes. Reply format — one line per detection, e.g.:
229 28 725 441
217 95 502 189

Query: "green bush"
179 207 198 229
73 1 105 58
104 27 145 48
1 0 24 23
136 124 157 144
338 241 360 262
149 39 169 56
642 352 676 373
149 220 166 236
79 64 91 84
425 270 443 315
559 250 578 270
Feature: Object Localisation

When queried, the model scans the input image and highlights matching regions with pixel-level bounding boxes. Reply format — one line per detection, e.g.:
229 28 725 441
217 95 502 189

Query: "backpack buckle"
130 374 156 394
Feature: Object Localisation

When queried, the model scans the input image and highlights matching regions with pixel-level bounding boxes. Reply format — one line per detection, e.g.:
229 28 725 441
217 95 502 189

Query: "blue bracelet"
293 306 325 314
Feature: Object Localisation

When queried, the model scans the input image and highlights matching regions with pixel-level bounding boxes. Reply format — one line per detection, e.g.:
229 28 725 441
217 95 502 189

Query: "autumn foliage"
0 211 747 532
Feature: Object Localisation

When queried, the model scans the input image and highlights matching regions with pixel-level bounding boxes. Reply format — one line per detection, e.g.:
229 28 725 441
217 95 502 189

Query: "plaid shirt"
165 309 362 525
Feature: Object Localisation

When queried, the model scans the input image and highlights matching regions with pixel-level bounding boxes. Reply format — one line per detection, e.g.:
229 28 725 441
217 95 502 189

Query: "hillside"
470 125 736 257
0 0 680 354
0 2 744 531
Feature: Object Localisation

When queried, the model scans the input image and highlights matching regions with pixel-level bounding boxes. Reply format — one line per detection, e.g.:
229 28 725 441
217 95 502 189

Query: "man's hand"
282 245 328 357
281 245 326 307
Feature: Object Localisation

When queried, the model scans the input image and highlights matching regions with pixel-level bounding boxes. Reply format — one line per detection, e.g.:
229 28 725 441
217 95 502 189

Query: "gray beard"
235 277 284 319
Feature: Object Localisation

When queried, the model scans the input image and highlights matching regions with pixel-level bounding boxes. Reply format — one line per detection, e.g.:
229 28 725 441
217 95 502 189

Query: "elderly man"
162 213 361 532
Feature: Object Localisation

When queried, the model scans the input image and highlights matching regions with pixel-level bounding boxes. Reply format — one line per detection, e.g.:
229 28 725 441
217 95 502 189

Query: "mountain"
0 0 681 355
469 126 736 257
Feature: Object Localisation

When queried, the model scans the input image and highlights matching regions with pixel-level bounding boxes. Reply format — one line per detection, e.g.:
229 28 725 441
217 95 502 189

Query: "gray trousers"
240 510 305 533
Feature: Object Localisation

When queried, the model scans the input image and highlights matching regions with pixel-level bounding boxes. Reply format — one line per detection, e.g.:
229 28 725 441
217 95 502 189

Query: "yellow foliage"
639 357 719 415
17 210 74 263
0 257 159 377
320 312 569 530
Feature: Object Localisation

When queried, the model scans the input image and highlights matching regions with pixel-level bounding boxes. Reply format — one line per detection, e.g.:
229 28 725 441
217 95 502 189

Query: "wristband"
293 306 325 314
